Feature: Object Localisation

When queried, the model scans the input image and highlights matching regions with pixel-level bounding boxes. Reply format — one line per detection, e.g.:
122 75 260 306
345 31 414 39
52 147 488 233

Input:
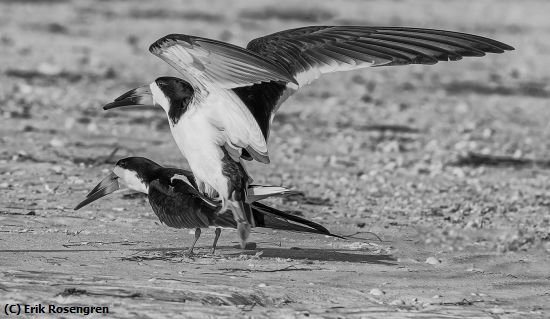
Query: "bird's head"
150 77 194 124
74 157 162 210
103 77 193 125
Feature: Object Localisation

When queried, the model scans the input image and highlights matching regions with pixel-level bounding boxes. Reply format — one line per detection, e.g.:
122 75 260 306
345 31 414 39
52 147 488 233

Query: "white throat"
149 82 170 113
113 167 148 194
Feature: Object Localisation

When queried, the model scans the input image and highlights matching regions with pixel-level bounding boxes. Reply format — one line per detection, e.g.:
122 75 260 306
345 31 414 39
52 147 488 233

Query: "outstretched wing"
149 34 297 90
239 26 513 138
247 26 514 88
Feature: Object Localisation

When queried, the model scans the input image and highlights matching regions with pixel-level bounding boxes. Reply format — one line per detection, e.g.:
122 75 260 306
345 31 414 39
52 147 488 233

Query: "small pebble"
37 62 62 75
389 299 404 305
49 138 66 148
425 257 441 265
257 283 267 288
369 288 385 296
68 176 85 184
490 307 505 314
50 166 63 174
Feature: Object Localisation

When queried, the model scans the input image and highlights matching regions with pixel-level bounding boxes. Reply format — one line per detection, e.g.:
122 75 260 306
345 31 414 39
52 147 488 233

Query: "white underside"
170 111 227 198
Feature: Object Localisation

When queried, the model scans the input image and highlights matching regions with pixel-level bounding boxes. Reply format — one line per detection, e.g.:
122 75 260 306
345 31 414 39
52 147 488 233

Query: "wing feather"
231 25 512 142
247 26 513 88
149 34 297 89
205 89 269 163
148 180 216 229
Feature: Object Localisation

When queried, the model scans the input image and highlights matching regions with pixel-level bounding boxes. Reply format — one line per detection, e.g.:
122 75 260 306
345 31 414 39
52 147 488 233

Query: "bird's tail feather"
246 185 302 203
251 202 344 239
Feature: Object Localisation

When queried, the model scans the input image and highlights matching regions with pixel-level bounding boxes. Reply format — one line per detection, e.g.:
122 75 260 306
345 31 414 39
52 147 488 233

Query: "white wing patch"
289 59 375 89
200 87 269 163
157 42 211 89
150 35 297 90
170 173 195 187
170 174 220 208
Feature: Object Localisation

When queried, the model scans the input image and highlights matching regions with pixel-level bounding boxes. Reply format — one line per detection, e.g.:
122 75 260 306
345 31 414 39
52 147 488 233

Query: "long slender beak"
74 172 120 210
103 85 153 110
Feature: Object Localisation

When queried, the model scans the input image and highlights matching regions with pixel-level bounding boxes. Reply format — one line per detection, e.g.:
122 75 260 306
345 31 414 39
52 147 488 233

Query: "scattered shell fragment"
425 257 441 265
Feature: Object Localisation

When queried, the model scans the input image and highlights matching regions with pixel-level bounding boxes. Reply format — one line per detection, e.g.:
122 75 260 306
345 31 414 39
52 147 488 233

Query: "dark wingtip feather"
252 202 344 239
385 27 514 53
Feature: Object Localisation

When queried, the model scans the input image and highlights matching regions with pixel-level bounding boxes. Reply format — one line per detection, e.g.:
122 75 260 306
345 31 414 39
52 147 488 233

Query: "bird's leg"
186 228 201 256
223 157 252 249
211 228 221 254
229 194 251 249
237 222 251 249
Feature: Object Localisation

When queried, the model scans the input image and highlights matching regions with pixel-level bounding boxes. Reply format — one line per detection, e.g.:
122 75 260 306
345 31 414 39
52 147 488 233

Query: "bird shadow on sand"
0 245 395 265
125 245 396 265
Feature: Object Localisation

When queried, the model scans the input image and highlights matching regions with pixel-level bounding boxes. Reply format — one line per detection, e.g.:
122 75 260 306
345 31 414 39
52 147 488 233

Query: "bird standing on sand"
103 26 513 249
74 157 340 255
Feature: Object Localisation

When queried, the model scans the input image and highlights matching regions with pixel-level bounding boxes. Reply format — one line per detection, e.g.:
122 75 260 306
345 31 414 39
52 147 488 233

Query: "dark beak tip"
75 171 120 211
73 199 91 211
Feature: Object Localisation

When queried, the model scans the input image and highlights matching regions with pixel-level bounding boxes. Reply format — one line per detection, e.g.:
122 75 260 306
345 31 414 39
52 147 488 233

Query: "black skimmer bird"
74 157 340 255
103 26 514 248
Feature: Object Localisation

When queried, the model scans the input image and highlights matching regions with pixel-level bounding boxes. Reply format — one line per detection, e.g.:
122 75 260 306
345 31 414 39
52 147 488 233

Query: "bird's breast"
169 112 228 198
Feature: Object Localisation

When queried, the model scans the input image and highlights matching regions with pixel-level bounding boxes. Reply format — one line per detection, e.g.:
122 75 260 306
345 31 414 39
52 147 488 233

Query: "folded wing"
148 180 213 229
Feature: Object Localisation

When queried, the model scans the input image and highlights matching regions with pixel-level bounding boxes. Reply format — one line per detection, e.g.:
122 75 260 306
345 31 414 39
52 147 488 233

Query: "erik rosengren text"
4 303 109 316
